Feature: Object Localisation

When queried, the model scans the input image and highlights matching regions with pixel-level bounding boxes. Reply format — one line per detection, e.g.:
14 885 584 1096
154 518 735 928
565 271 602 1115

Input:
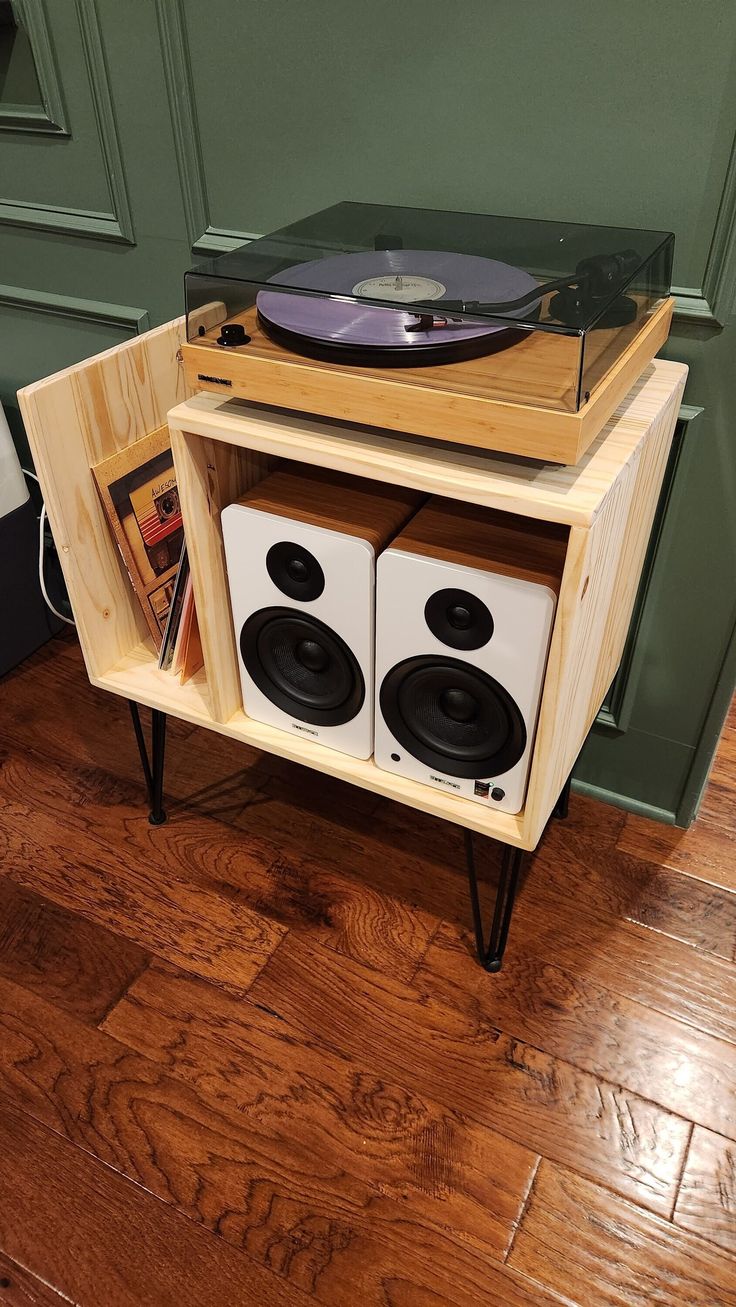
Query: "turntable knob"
217 322 250 347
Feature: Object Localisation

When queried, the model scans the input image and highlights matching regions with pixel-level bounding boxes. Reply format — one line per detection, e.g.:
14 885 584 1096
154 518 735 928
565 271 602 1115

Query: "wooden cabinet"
18 317 686 851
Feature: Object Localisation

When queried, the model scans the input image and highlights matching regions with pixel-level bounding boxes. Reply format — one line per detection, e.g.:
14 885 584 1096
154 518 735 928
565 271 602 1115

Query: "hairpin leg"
463 774 572 972
464 830 525 973
552 773 572 820
128 701 168 826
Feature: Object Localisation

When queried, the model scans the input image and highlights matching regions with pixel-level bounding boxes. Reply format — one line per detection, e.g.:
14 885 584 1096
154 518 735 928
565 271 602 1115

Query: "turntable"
182 202 674 465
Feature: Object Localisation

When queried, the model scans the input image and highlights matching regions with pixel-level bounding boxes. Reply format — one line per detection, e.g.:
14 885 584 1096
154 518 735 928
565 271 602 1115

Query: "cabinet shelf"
96 639 525 844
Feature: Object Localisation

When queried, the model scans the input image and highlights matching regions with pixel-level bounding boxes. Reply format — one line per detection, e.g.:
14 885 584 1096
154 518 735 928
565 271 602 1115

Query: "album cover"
92 426 184 648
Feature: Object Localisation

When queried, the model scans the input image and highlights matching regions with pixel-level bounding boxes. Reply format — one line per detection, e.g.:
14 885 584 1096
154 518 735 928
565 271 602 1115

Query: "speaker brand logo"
291 722 319 736
429 774 461 790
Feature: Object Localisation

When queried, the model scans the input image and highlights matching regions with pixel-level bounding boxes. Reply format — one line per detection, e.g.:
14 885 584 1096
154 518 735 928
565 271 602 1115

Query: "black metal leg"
128 701 168 825
462 774 572 974
464 830 525 973
553 773 572 820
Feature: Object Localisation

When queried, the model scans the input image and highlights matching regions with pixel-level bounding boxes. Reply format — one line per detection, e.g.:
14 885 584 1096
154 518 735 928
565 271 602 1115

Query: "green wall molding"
155 0 258 254
672 127 736 326
0 0 134 243
0 283 149 333
156 0 736 323
0 0 69 135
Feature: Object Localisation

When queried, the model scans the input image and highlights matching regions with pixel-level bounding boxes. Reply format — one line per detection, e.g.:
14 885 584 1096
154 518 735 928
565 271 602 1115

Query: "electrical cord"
22 469 75 627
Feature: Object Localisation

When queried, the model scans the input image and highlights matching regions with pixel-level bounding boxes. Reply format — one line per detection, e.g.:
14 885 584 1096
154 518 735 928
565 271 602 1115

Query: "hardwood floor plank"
0 1089 309 1307
530 831 736 959
101 959 536 1263
675 1126 736 1256
510 890 736 1047
0 977 556 1307
617 810 736 897
0 747 286 988
416 922 736 1141
698 726 736 833
0 1250 70 1306
0 742 435 984
245 934 691 1214
0 880 148 1025
508 1159 736 1307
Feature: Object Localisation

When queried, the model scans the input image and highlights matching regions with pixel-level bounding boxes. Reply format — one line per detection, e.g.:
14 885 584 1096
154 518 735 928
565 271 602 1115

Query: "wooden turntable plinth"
181 296 674 466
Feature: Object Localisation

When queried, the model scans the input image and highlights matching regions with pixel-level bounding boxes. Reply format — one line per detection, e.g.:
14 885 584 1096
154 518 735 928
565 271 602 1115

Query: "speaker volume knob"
447 604 472 630
295 639 329 673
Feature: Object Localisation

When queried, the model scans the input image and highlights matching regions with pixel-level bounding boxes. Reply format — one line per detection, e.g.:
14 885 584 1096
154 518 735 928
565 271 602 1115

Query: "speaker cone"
380 655 526 778
266 541 325 601
424 587 493 650
241 607 364 726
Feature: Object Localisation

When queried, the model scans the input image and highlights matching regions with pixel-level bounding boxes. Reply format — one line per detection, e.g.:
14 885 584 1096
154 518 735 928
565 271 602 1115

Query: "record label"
352 274 447 302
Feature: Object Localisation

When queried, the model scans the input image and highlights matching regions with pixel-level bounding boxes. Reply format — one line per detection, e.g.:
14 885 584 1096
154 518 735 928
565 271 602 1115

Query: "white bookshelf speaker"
374 498 567 814
222 463 422 760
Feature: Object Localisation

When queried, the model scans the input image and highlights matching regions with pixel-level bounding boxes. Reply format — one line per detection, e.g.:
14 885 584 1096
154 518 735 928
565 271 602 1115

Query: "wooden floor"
1 634 735 1306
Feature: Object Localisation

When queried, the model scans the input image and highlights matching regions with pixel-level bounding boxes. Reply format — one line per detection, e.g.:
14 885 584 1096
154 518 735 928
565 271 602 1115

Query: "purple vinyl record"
256 249 540 367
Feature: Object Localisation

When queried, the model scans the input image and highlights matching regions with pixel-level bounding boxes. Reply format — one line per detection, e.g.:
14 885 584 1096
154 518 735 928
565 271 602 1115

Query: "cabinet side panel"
523 373 685 847
171 428 275 723
17 318 189 679
523 465 638 847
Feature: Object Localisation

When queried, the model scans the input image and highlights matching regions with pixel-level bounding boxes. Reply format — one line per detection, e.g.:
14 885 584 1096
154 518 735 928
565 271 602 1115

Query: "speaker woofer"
380 654 526 778
241 607 364 726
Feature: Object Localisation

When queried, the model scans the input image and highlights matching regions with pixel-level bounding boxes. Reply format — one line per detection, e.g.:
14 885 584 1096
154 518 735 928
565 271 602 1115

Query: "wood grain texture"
17 317 191 680
0 1090 310 1307
248 934 691 1214
0 977 557 1307
675 1127 736 1256
508 1159 736 1307
0 746 285 993
180 297 674 464
531 831 736 959
0 1251 69 1306
506 886 736 1048
239 461 424 553
100 961 537 1266
618 809 736 897
0 879 148 1026
1 639 736 1301
0 735 434 984
416 923 736 1141
390 496 567 592
169 358 688 529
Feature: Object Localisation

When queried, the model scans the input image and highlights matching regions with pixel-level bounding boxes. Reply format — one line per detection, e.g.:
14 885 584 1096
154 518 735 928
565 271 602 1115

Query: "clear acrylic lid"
187 200 673 334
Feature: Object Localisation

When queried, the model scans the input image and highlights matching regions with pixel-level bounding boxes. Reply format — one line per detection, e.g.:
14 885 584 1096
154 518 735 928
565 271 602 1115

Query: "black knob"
295 639 329 673
286 557 309 583
217 322 250 347
491 787 505 801
439 687 477 723
447 604 472 630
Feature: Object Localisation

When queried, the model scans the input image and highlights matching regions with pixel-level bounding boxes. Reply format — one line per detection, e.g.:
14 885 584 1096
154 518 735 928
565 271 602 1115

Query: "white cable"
21 468 76 626
38 504 75 625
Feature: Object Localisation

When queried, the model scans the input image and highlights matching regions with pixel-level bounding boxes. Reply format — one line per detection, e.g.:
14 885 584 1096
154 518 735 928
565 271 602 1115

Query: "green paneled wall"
1 0 735 824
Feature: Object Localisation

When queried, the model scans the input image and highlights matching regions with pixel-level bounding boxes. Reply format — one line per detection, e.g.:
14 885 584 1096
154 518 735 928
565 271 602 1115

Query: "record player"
182 201 674 465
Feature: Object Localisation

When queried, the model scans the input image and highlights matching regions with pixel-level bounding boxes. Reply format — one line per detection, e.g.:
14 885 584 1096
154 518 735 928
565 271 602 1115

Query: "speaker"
374 498 566 813
222 463 422 759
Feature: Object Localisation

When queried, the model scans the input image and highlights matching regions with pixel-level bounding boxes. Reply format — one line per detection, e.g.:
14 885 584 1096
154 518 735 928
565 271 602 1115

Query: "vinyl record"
256 249 540 367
